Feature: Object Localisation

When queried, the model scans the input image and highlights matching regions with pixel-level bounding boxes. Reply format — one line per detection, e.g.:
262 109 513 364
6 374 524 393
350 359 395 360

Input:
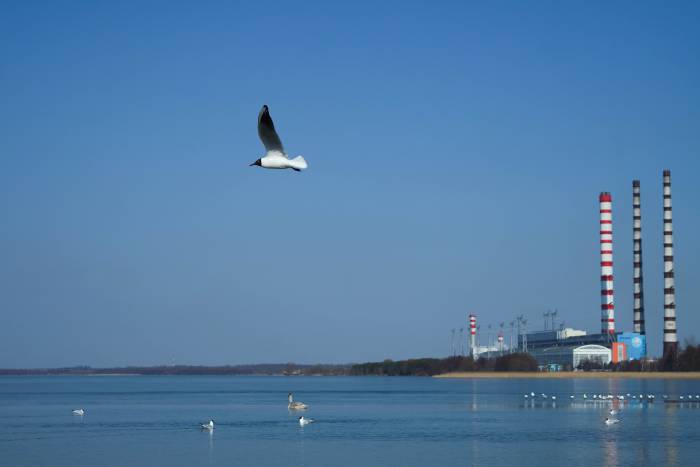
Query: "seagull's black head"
250 159 262 167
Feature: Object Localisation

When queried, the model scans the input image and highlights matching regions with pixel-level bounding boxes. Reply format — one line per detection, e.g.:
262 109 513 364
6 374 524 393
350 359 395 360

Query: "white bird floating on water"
530 392 535 397
250 105 308 171
201 420 214 430
551 396 557 401
299 416 314 427
605 418 620 426
288 393 308 410
570 395 575 399
583 394 588 399
72 409 85 415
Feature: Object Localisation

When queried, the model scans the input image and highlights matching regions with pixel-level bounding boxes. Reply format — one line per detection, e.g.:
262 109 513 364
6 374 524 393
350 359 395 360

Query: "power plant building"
617 332 647 361
464 171 677 368
528 343 612 370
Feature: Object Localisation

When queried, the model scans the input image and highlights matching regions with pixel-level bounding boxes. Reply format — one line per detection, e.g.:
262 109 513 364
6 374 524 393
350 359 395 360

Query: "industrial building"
460 170 677 369
528 345 612 371
520 328 644 369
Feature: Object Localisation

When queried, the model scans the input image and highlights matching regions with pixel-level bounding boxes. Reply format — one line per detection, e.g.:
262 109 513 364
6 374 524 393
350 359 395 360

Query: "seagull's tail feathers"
290 156 308 171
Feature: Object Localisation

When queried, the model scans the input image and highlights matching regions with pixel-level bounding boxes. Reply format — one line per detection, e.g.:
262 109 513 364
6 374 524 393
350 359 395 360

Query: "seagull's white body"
288 393 308 410
250 105 307 171
605 418 620 425
72 409 84 415
551 396 556 401
530 392 535 397
570 395 575 399
201 420 214 430
298 416 314 426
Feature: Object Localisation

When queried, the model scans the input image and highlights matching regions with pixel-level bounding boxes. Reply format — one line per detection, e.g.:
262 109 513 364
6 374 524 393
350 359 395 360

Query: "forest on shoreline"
2 345 699 376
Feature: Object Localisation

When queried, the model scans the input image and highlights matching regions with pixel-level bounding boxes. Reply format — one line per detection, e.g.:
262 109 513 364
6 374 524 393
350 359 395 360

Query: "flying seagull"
250 105 307 171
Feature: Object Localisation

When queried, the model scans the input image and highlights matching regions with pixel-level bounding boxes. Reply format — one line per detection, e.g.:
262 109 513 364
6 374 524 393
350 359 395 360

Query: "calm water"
1 376 700 467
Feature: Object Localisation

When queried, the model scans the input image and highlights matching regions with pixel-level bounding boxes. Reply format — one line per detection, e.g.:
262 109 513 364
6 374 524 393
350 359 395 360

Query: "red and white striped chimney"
599 192 615 335
469 314 477 357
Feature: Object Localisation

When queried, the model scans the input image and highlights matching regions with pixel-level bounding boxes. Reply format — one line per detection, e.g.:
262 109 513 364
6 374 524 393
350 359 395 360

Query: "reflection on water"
664 404 679 467
0 376 699 467
602 436 618 467
297 426 306 467
207 429 214 465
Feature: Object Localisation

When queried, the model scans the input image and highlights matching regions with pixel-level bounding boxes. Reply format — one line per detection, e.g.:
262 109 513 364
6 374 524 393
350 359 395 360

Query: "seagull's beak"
250 159 262 167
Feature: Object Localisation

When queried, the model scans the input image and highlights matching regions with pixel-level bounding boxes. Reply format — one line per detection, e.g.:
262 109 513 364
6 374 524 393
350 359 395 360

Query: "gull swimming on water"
605 418 620 425
72 409 84 415
288 393 308 410
298 416 314 427
200 420 214 430
250 105 308 171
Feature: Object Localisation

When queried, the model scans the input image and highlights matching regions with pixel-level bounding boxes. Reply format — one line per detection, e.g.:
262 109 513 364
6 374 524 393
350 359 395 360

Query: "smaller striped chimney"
469 314 477 357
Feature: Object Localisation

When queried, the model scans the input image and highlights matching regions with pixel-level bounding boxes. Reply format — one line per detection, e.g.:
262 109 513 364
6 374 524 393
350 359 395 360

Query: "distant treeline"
608 343 700 372
0 363 351 376
350 353 538 376
3 345 699 377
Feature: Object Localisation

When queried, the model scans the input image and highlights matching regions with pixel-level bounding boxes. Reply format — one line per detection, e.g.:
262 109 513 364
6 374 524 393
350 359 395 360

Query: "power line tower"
516 314 525 351
509 321 515 353
476 325 481 357
498 322 505 355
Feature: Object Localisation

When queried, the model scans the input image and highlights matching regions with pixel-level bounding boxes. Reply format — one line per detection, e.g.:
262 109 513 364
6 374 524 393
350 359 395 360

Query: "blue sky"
1 1 699 367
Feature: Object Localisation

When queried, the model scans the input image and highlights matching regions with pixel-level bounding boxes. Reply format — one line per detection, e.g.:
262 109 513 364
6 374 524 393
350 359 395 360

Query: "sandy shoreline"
435 372 700 379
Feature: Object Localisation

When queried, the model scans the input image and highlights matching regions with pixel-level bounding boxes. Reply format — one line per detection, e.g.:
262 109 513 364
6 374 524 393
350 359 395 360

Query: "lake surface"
1 376 699 467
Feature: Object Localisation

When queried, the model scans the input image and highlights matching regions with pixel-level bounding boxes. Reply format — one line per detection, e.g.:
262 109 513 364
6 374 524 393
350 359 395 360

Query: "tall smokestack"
632 181 646 336
599 192 615 336
662 170 677 360
469 314 477 357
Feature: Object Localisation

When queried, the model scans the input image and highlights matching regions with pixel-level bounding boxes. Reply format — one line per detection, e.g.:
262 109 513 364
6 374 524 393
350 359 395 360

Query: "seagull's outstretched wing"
258 105 285 153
